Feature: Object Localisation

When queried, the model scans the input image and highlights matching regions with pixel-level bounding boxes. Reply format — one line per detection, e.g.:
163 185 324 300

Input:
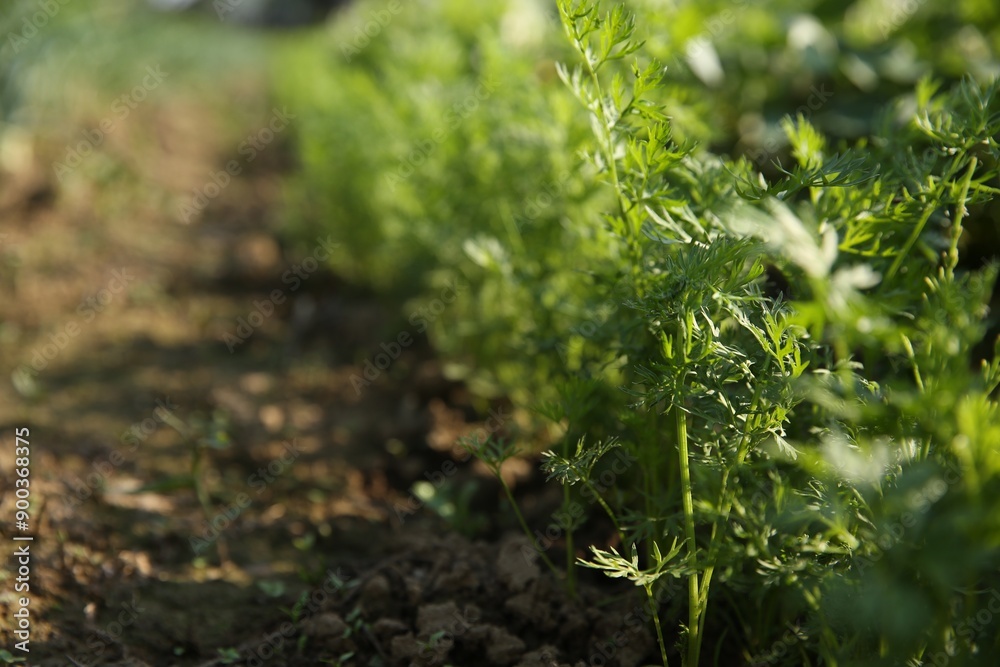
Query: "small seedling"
423 630 447 648
280 590 310 624
319 652 355 667
216 647 240 664
410 478 488 537
345 604 369 637
460 433 561 580
293 532 316 551
257 579 286 597
417 630 452 660
327 569 360 594
0 650 25 665
153 408 234 565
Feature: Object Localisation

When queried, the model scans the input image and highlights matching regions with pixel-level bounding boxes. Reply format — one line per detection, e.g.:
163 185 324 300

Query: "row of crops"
273 0 1000 664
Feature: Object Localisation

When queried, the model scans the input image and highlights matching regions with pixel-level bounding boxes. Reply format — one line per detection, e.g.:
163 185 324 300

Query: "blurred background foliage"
265 0 1000 419
4 0 997 409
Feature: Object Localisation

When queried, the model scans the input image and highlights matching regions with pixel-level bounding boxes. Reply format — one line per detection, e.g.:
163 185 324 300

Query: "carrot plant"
553 4 818 663
276 0 1000 663
550 2 1000 665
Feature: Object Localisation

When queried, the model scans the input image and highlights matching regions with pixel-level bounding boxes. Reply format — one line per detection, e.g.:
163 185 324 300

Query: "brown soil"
0 105 661 666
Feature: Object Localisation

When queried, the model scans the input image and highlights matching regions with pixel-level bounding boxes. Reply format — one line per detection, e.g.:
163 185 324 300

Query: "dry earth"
0 105 660 666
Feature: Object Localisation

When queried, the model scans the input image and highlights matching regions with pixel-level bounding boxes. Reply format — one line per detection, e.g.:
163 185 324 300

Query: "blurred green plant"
216 647 241 664
273 0 999 664
0 649 25 665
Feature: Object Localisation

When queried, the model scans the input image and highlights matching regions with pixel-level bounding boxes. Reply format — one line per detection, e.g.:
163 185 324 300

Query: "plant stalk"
498 473 560 578
647 583 670 667
675 404 701 667
564 482 577 598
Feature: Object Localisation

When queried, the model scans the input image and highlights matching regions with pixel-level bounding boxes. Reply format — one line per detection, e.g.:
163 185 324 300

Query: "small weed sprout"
215 647 240 664
0 650 25 665
280 590 310 624
156 408 234 564
319 652 355 667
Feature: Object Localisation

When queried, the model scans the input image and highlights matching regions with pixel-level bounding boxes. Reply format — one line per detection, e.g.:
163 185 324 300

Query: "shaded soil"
0 109 660 666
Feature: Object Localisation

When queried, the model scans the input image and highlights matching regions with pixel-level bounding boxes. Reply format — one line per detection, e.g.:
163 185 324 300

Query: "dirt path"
0 111 653 666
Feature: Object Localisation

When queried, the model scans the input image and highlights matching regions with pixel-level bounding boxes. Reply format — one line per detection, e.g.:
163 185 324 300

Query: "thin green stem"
563 482 577 598
648 410 660 562
798 584 839 666
675 404 701 667
887 156 965 280
919 437 932 462
572 32 644 292
643 421 654 560
592 482 626 544
695 358 775 654
192 443 229 565
580 50 628 222
156 409 227 562
498 473 560 577
570 460 625 545
947 157 977 278
647 584 671 667
706 358 770 554
886 202 936 280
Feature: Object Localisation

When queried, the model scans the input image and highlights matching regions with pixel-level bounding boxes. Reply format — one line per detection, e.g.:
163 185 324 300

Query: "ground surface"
0 110 658 666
